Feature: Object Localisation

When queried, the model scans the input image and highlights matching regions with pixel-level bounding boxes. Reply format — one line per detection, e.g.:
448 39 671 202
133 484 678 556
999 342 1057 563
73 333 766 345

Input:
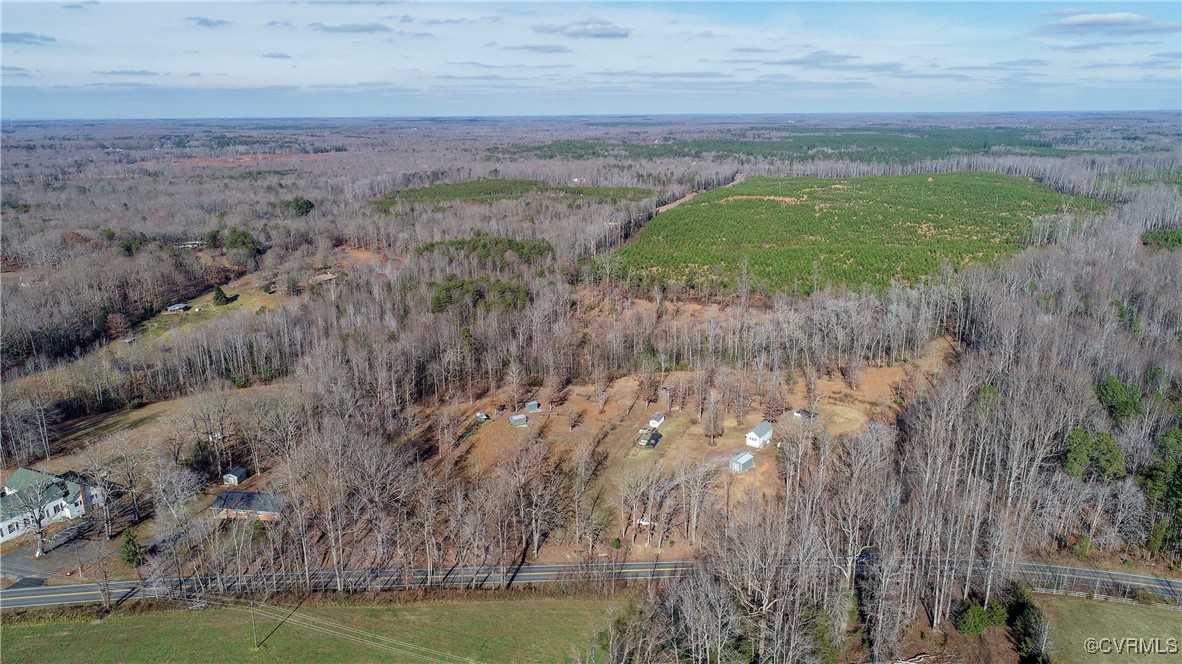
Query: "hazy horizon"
2 1 1179 120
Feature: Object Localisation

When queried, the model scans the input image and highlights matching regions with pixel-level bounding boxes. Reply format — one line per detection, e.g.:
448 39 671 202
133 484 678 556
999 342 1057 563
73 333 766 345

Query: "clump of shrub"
954 598 1007 635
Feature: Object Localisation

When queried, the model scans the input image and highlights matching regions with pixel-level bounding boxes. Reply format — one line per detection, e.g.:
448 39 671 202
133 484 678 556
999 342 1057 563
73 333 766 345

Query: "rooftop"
1 468 81 520
749 421 773 438
210 491 281 514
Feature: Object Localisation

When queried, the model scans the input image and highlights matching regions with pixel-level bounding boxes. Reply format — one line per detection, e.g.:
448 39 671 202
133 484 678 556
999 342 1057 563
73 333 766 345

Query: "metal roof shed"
730 452 755 473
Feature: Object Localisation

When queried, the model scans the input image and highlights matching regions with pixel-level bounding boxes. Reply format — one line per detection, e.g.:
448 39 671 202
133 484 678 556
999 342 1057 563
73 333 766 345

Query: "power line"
171 591 483 664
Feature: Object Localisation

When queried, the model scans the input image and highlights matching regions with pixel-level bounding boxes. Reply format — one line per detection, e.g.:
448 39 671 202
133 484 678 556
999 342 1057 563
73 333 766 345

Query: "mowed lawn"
1041 596 1182 663
617 172 1107 292
134 273 289 343
1 597 622 663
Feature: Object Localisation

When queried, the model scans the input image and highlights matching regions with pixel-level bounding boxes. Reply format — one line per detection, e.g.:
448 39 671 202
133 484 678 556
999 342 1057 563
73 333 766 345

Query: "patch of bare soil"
897 615 1019 664
654 173 748 214
717 194 804 204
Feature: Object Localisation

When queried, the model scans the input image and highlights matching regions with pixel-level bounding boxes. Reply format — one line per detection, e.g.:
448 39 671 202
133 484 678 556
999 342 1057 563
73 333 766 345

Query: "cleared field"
616 172 1107 292
372 179 652 212
134 273 291 343
0 597 621 663
1041 595 1181 663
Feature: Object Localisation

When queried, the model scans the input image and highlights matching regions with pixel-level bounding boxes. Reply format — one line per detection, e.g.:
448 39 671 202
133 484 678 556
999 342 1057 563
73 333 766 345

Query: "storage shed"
730 452 755 473
509 414 529 427
222 467 248 486
746 421 773 449
648 413 666 429
793 409 818 421
636 428 662 448
524 401 541 412
166 303 190 314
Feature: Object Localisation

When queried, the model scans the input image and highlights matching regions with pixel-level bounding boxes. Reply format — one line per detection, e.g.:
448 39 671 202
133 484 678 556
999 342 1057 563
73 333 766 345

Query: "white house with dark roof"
745 421 774 449
0 468 103 543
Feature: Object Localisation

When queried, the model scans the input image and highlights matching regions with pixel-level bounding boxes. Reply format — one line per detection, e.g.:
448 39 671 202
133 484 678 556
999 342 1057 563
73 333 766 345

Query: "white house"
0 468 103 543
745 421 773 449
648 413 666 429
730 452 755 473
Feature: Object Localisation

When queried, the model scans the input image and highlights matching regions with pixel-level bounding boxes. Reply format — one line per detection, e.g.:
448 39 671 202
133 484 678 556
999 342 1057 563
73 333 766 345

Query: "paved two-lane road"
2 559 1180 610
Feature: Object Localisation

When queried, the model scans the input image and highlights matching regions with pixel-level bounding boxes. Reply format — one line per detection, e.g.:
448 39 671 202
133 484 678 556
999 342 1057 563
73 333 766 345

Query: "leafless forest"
2 113 1181 661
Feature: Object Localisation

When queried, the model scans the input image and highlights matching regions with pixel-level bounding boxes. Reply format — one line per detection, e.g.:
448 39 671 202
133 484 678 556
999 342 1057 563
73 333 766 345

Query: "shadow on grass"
54 410 164 455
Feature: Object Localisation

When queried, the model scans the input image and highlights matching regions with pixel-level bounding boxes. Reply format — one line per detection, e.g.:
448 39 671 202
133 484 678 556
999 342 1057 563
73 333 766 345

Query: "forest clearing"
617 172 1108 291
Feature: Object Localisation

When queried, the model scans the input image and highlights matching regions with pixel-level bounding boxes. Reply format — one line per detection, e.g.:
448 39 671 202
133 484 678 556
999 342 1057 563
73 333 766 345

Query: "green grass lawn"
134 275 284 344
0 597 622 663
1041 596 1182 663
616 172 1107 292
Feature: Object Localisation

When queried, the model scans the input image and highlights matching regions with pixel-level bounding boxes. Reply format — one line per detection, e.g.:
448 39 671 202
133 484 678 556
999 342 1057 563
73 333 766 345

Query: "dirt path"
717 194 803 204
654 172 748 215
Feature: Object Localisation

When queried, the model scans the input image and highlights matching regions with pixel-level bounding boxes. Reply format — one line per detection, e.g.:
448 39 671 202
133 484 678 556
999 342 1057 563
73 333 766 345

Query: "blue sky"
1 2 1179 119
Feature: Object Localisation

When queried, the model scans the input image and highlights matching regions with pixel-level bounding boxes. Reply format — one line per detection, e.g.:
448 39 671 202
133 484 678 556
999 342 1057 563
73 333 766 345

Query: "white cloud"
532 18 630 39
1042 12 1180 35
309 22 391 34
503 44 571 54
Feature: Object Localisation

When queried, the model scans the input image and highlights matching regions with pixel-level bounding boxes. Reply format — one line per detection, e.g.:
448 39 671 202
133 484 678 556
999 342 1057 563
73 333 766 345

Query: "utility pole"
251 603 260 649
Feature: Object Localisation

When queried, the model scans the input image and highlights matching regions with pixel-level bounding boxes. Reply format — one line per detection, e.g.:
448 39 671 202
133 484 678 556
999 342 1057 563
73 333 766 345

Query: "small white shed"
509 414 528 427
649 413 666 429
223 467 248 486
524 401 541 412
730 452 755 473
745 421 773 449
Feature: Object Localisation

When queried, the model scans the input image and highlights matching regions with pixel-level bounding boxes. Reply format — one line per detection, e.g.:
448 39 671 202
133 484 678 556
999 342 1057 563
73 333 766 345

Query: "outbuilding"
524 401 541 412
636 428 662 448
509 414 529 427
730 452 755 473
648 413 666 429
793 409 818 421
222 467 248 486
166 303 190 314
745 421 773 449
475 411 489 423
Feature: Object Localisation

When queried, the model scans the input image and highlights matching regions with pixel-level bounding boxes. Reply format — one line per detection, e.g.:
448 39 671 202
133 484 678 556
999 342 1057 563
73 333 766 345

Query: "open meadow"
1041 596 1182 663
0 596 622 663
